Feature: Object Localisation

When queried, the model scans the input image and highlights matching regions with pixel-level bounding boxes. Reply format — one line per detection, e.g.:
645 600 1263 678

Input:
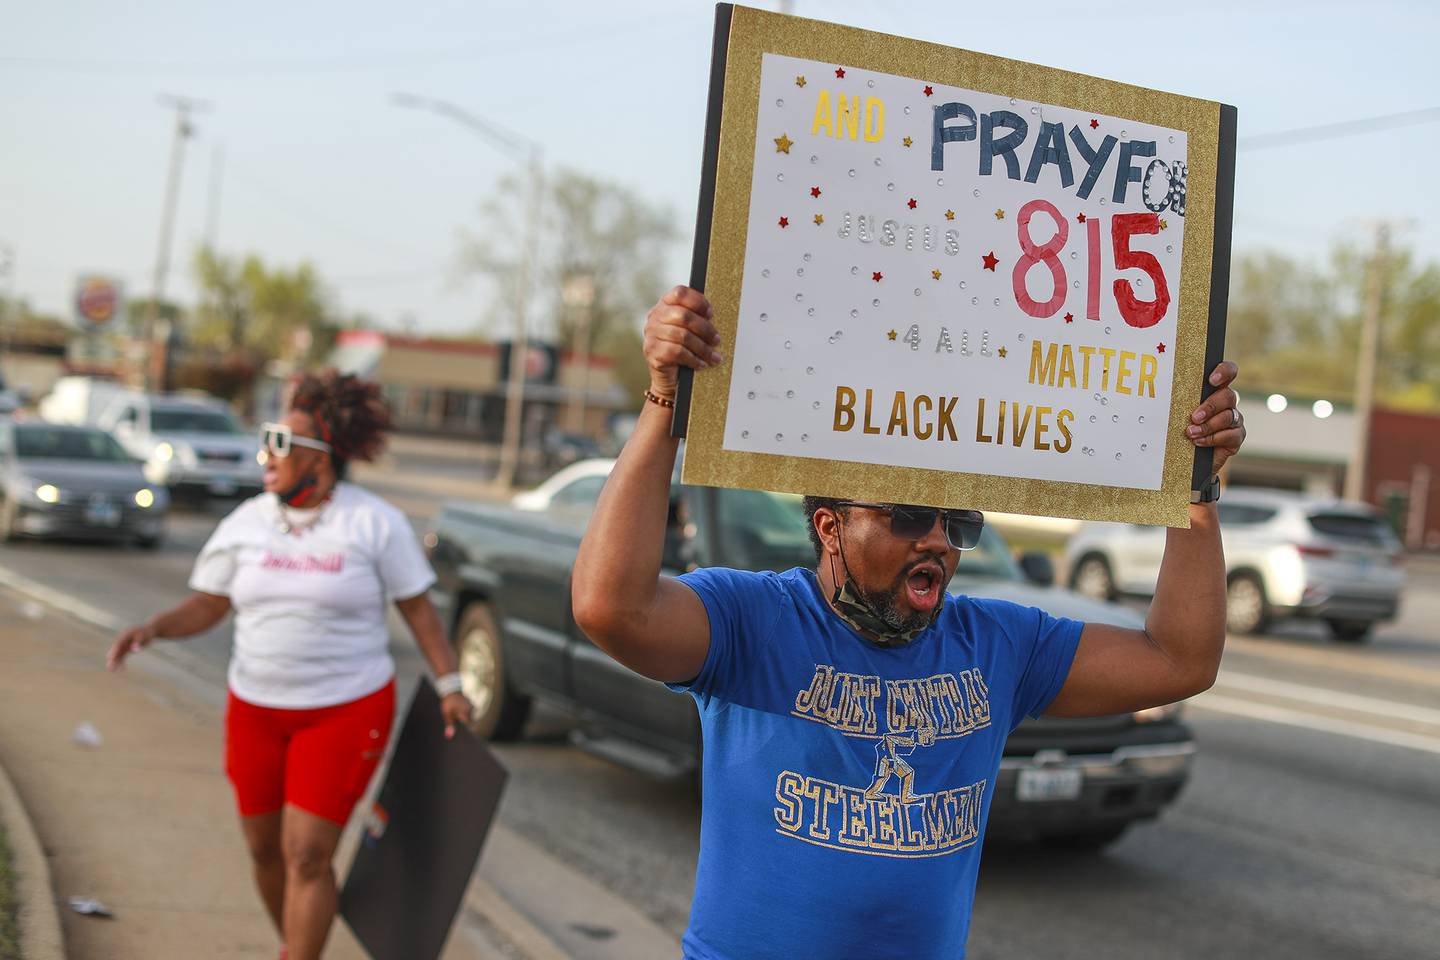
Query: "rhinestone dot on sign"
803 252 812 262
762 269 770 278
753 365 762 373
742 430 750 438
747 390 756 399
775 433 783 441
848 169 856 178
759 312 768 321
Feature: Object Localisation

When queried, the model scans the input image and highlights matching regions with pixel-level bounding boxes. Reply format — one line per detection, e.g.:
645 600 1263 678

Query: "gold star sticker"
813 213 824 225
795 75 807 88
774 133 794 154
997 347 1008 358
1159 218 1169 230
945 209 955 221
994 209 1005 220
902 136 913 147
887 329 898 341
932 269 942 280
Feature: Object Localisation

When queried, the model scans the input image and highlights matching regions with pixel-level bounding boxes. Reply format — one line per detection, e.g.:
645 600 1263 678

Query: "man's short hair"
801 496 849 562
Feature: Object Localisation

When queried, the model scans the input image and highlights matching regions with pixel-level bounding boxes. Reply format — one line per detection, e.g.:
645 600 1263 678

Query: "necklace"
276 488 335 535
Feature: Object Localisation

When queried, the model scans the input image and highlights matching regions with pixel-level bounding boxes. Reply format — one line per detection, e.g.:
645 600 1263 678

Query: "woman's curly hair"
287 369 392 476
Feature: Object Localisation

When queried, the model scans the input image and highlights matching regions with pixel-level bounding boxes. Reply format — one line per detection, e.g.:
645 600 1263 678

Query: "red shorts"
224 681 395 825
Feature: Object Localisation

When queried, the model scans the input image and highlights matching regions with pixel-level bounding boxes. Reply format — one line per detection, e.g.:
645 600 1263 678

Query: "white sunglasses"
260 422 333 459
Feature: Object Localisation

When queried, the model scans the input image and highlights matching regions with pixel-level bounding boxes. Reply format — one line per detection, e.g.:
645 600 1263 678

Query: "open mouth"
903 562 945 610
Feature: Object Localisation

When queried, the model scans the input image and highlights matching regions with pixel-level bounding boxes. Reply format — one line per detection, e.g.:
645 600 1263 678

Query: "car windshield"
14 427 130 462
150 408 240 434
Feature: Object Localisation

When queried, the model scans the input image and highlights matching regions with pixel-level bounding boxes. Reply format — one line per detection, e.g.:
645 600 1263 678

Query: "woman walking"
107 371 473 960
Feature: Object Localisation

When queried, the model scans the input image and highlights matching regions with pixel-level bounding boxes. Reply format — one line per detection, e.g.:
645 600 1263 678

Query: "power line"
1238 106 1440 150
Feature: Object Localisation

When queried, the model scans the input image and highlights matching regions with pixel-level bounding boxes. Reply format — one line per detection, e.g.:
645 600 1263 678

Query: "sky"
2 0 1437 338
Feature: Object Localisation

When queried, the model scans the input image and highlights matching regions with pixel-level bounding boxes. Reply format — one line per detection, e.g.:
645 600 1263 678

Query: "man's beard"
853 558 947 635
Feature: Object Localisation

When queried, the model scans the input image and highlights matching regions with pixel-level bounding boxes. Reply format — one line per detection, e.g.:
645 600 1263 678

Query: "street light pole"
142 94 208 393
392 93 542 489
0 245 15 387
1344 223 1388 503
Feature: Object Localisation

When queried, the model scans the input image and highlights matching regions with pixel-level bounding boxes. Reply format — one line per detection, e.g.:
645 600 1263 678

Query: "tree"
1227 243 1440 411
190 246 338 366
461 168 681 382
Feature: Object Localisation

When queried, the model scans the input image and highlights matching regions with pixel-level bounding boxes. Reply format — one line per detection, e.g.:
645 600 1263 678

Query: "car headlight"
134 489 156 509
1133 702 1185 724
154 442 174 463
35 483 61 504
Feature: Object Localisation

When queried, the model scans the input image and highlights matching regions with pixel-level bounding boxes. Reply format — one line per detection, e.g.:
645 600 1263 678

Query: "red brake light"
1296 544 1335 558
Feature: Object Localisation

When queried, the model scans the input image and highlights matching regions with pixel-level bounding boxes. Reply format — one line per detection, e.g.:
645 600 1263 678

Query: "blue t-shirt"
671 566 1082 960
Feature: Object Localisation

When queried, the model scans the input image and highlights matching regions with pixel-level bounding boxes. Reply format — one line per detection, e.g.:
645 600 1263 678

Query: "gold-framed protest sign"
672 4 1236 527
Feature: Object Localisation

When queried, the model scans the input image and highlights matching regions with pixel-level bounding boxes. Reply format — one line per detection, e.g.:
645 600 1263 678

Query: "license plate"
85 498 121 527
1017 767 1083 802
208 477 238 495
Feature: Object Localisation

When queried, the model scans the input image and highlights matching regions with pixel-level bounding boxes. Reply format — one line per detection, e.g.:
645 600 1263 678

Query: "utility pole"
205 141 225 254
142 94 208 393
1344 223 1388 503
391 93 542 489
0 245 14 387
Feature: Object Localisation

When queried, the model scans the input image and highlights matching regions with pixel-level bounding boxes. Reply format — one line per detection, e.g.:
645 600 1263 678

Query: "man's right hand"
643 286 722 398
107 623 156 671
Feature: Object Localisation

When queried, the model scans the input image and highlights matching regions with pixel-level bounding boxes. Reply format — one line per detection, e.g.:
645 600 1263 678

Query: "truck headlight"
154 442 174 463
35 483 60 504
134 489 156 509
1133 702 1185 724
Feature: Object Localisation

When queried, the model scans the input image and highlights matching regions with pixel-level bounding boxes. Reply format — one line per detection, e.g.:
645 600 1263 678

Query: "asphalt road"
3 477 1437 959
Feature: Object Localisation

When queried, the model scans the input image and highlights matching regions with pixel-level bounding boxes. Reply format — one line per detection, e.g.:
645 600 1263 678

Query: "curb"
0 760 65 960
0 571 578 960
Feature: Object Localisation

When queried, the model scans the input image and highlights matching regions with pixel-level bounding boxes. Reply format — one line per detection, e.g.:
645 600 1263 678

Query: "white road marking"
0 564 126 632
1193 694 1440 757
1216 671 1440 727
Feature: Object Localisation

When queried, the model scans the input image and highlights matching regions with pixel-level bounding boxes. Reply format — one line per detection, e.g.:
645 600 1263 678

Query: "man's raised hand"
643 286 722 398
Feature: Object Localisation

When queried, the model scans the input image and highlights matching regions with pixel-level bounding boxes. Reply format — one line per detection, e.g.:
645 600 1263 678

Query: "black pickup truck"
428 467 1195 849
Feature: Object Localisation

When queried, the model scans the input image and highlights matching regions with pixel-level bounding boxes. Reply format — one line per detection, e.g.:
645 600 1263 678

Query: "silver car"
0 422 169 547
99 395 264 499
1064 488 1405 643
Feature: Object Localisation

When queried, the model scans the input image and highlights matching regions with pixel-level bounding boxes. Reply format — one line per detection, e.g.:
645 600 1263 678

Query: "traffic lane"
970 708 1440 960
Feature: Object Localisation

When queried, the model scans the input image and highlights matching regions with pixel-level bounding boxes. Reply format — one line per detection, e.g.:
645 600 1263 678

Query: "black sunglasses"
844 502 985 552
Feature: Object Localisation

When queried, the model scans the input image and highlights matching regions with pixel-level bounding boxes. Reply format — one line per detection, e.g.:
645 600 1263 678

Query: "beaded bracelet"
643 389 676 409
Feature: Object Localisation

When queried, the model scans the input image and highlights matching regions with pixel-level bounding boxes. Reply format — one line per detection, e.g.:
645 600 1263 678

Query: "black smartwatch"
1192 474 1221 504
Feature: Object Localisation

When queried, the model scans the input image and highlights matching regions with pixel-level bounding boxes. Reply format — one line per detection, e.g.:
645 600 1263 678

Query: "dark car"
0 421 169 547
429 473 1194 850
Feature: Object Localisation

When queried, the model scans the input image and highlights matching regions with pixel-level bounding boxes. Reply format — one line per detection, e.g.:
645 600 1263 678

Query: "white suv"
1063 488 1405 643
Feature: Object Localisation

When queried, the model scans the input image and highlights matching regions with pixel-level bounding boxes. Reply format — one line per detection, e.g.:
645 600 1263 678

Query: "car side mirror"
1018 551 1055 587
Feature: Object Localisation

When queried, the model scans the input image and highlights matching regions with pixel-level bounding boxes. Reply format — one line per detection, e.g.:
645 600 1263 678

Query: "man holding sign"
572 285 1244 960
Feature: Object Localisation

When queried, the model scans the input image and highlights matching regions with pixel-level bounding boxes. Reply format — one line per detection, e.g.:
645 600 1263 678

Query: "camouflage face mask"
828 573 945 648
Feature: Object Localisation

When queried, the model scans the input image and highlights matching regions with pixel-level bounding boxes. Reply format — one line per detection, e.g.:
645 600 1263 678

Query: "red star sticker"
872 271 883 282
778 216 789 228
835 66 846 78
1077 213 1087 224
981 251 999 272
923 85 934 97
1064 312 1074 324
1090 119 1099 129
810 186 821 198
1156 342 1166 353
907 198 917 210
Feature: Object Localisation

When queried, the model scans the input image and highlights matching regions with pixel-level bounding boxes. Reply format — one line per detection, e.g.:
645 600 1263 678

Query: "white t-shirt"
189 482 436 709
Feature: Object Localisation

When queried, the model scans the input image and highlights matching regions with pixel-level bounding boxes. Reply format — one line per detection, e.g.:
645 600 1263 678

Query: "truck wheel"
1070 555 1115 602
1225 573 1269 635
454 601 531 741
1038 824 1129 852
1326 619 1373 644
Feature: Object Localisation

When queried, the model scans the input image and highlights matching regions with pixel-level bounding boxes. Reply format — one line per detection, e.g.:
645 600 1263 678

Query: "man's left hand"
1187 360 1245 475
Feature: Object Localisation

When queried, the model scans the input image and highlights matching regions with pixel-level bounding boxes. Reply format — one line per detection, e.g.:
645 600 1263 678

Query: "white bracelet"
434 673 465 698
